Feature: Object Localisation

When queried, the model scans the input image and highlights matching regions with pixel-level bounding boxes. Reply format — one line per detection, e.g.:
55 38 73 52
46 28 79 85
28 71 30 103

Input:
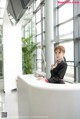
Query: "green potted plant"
22 35 38 74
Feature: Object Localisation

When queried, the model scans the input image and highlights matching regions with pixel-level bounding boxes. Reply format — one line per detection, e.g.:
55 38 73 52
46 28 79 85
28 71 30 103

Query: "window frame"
54 0 74 83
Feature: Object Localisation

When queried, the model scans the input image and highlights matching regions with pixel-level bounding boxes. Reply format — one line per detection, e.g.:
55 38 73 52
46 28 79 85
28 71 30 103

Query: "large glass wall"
22 0 45 73
35 0 45 72
54 0 74 82
0 0 6 79
0 25 3 79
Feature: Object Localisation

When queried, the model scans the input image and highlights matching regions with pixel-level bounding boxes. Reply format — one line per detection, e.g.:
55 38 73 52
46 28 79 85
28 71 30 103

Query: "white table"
17 74 80 119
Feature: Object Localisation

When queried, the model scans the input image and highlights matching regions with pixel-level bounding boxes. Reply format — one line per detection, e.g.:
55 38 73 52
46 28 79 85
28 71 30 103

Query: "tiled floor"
0 90 19 119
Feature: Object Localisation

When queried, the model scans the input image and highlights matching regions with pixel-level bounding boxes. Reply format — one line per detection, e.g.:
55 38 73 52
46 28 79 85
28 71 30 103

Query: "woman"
38 45 67 84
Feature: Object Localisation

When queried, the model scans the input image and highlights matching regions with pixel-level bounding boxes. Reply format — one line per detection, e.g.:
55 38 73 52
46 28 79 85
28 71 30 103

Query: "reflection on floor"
0 90 19 119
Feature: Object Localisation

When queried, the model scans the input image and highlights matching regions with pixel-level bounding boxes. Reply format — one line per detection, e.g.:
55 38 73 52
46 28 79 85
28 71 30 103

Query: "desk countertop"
17 74 80 90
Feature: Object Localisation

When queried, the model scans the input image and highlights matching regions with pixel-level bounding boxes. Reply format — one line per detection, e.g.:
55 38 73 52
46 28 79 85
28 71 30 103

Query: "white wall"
3 10 22 92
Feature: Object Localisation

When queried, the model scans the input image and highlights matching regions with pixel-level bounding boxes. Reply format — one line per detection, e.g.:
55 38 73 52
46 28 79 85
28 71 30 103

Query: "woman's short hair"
54 45 65 53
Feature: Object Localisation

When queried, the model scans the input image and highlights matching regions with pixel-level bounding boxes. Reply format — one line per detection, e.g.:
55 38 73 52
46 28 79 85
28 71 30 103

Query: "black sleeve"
48 63 67 83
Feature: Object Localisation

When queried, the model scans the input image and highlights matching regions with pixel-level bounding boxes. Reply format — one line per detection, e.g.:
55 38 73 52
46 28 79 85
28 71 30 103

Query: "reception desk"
17 74 80 119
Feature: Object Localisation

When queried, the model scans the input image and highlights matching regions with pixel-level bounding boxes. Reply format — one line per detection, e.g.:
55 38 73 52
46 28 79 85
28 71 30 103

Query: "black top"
48 60 67 84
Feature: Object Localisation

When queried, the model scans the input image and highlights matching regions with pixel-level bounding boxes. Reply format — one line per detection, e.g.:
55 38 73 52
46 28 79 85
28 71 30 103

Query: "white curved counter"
17 74 80 119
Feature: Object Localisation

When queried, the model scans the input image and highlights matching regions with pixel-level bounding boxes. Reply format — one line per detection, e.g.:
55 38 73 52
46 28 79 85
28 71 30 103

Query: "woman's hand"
37 77 46 81
51 63 57 69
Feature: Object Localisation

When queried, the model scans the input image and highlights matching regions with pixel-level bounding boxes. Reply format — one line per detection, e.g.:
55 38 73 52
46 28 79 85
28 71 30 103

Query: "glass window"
0 0 6 25
0 25 3 79
36 10 41 23
0 0 6 8
25 22 32 37
37 35 41 44
42 6 45 17
59 41 74 82
43 33 45 45
22 0 45 72
54 0 74 82
37 49 41 59
29 4 33 14
36 23 41 34
60 41 74 61
59 20 73 39
0 19 3 25
25 32 28 38
58 3 73 23
0 9 4 18
37 60 42 71
36 0 41 8
43 19 45 31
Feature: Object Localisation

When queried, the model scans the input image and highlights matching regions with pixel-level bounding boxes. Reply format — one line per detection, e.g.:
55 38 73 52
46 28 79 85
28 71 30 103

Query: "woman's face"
55 49 64 61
